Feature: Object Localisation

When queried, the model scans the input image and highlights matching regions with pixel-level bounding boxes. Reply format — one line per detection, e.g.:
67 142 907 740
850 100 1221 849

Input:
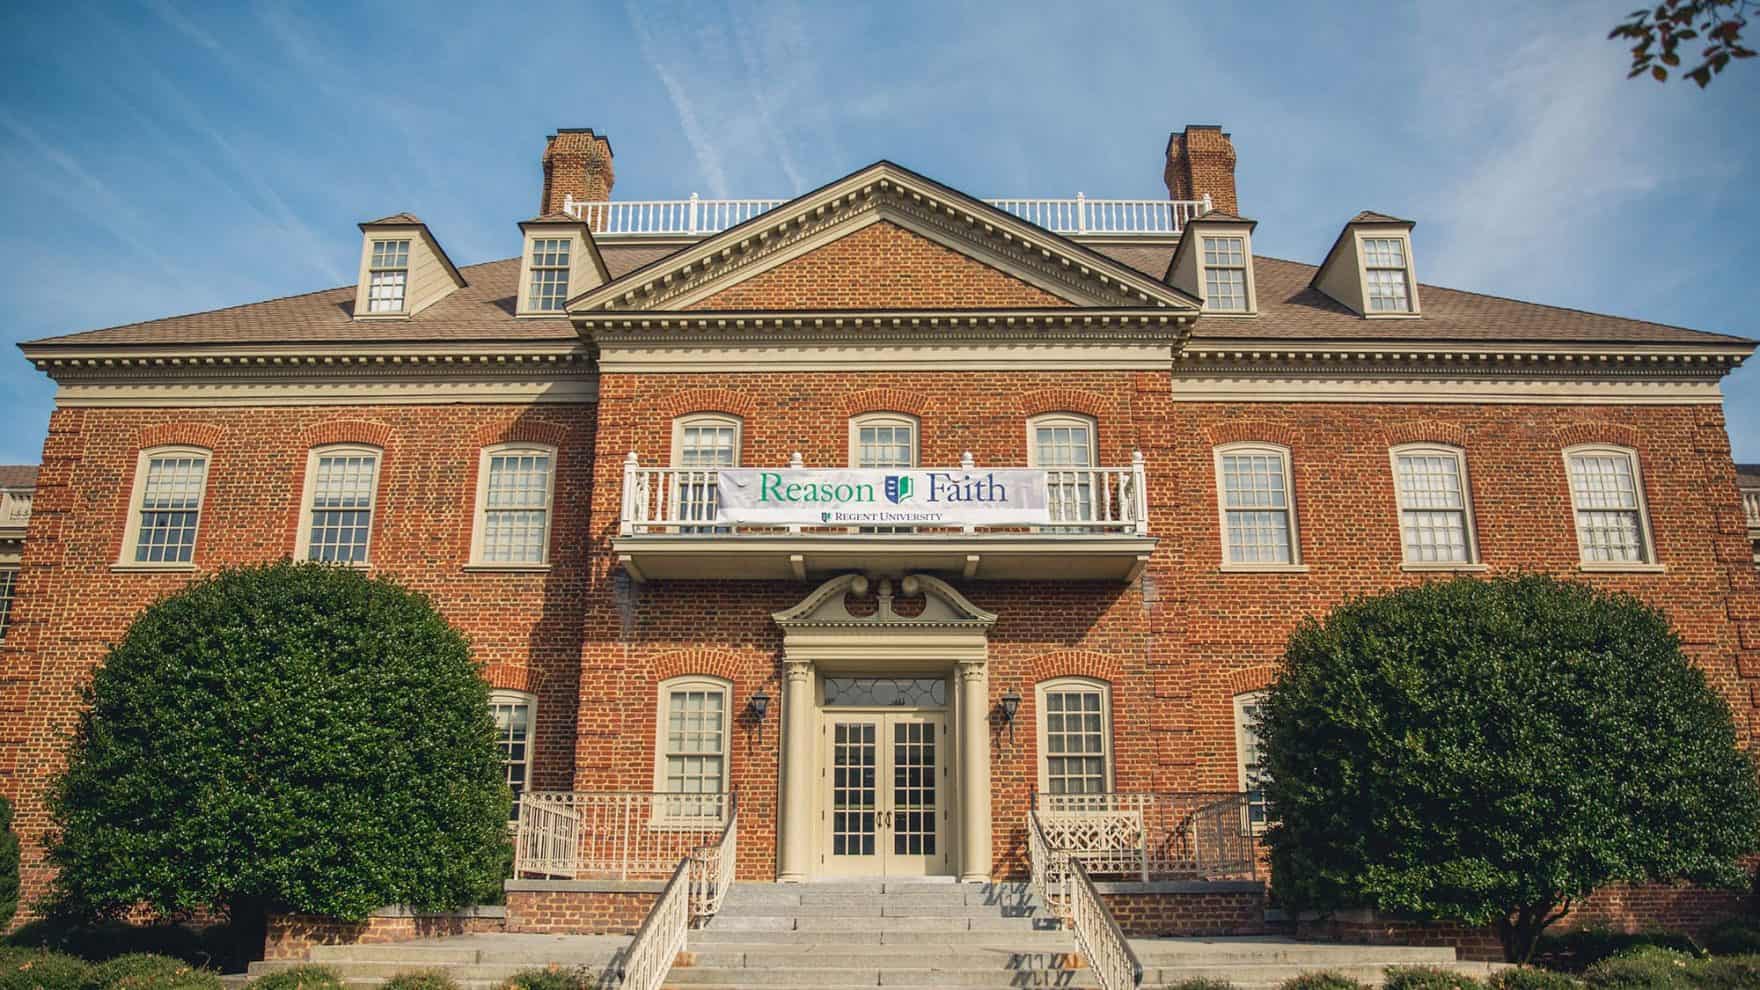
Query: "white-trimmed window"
1391 445 1477 564
1202 235 1249 312
121 446 210 566
1215 443 1299 566
1362 237 1412 313
673 415 740 533
472 445 556 566
0 568 16 640
655 676 730 819
851 413 917 469
490 690 536 821
299 446 381 565
1036 678 1112 797
366 239 410 314
1565 445 1654 565
528 238 570 312
1030 413 1097 526
1233 691 1270 832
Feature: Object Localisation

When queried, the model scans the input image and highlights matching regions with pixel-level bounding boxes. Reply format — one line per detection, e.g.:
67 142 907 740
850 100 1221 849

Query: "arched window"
849 412 918 469
471 443 557 566
297 444 382 565
1213 442 1301 568
1029 413 1098 526
1035 677 1112 799
490 689 537 821
1389 444 1479 566
653 675 732 820
672 415 740 533
1563 444 1656 567
119 445 211 567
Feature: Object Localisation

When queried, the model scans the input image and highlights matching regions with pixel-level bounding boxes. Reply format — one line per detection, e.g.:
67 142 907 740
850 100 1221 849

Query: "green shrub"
1532 930 1703 972
90 955 219 990
1162 981 1235 990
1383 966 1485 989
382 973 460 990
1489 969 1583 990
1259 574 1760 964
0 796 19 930
1276 974 1371 990
0 950 96 990
496 968 592 990
1 918 254 972
1687 953 1760 989
244 966 344 990
1582 947 1695 989
46 562 510 931
1700 919 1760 957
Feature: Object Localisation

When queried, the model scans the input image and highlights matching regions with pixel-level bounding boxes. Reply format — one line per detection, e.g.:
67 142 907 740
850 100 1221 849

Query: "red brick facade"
2 142 1756 950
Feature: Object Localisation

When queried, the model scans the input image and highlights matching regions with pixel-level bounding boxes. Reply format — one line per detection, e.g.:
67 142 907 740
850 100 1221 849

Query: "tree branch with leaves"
1611 0 1757 87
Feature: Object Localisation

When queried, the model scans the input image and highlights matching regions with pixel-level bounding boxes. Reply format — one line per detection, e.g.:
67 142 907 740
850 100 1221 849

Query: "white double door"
818 711 951 877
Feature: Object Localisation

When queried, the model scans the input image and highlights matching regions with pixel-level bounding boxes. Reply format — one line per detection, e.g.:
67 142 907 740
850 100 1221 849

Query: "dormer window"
529 238 571 312
1363 237 1412 313
1202 236 1249 312
366 239 410 314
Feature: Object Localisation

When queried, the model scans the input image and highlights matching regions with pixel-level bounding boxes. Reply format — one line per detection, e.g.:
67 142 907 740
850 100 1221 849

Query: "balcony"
564 193 1213 239
613 455 1156 583
0 489 30 542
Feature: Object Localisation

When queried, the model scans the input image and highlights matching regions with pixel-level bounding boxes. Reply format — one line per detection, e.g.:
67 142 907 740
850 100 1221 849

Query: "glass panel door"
820 713 948 877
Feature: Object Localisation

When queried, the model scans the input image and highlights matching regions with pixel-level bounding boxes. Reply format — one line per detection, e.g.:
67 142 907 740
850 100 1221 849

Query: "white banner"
716 469 1050 526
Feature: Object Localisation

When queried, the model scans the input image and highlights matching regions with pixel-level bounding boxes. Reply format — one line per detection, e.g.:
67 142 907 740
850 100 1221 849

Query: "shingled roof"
21 239 1751 349
0 466 37 489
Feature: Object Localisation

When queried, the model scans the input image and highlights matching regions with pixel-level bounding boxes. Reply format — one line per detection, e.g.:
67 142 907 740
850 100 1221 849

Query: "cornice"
582 310 1189 345
1176 341 1749 381
25 343 593 386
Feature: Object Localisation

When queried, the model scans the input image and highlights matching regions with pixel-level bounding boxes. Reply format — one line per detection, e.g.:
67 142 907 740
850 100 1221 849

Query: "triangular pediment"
568 162 1201 314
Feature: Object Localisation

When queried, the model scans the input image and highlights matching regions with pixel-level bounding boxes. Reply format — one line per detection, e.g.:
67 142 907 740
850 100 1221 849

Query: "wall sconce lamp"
748 689 771 726
998 689 1022 743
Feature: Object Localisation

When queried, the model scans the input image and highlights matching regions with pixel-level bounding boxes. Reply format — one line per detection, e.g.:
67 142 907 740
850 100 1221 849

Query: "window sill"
1219 563 1310 574
1578 562 1666 574
1400 562 1489 573
111 562 196 574
464 563 553 574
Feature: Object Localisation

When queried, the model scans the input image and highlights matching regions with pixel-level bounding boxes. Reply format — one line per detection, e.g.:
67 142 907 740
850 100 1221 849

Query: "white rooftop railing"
563 192 1212 238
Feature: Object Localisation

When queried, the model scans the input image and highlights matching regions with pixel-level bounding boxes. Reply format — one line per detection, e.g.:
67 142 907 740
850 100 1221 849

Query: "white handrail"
1029 810 1142 990
513 791 731 880
689 799 738 920
565 194 1210 237
617 855 692 990
618 460 1148 536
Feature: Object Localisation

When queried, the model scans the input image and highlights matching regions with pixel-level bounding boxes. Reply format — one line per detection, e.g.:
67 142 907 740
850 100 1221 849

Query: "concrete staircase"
241 883 1506 989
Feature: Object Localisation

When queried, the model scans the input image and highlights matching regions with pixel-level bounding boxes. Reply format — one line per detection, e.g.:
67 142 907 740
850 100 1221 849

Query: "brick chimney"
1164 125 1238 215
539 128 615 218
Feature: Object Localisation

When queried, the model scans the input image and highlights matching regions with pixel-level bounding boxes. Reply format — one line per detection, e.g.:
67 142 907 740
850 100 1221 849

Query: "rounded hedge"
47 562 510 925
1260 575 1760 962
1488 970 1582 990
90 955 220 990
1382 966 1484 990
380 973 460 990
244 966 343 990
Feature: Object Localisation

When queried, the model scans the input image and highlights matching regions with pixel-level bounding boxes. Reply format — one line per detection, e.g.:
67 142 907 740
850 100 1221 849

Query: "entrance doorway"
816 678 952 877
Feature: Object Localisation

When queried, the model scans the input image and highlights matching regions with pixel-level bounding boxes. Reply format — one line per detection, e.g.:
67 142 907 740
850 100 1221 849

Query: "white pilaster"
777 658 815 883
958 658 992 883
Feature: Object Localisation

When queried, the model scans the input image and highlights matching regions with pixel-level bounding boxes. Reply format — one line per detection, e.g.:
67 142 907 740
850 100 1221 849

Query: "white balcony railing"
618 455 1149 537
513 790 732 880
0 491 30 529
565 193 1212 237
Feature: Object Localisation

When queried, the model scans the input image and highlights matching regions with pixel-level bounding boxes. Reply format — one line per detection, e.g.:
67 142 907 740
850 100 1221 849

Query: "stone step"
664 966 1103 987
1132 940 1462 965
704 913 1053 933
249 961 616 982
682 948 1086 969
713 901 1043 917
690 929 1076 946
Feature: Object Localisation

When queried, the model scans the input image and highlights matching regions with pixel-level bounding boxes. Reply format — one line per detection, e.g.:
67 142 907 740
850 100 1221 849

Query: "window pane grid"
491 699 531 821
1395 454 1470 562
307 453 377 564
664 688 726 817
1362 239 1411 313
483 453 551 563
1569 453 1648 563
528 238 571 311
1205 268 1247 311
857 424 915 468
1221 452 1293 563
134 455 207 563
1036 424 1094 525
678 424 736 531
0 568 15 640
367 240 409 314
1237 695 1269 827
1044 689 1106 796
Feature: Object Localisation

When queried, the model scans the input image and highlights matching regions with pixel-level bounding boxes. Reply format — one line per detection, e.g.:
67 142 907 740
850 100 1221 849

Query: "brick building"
4 124 1758 945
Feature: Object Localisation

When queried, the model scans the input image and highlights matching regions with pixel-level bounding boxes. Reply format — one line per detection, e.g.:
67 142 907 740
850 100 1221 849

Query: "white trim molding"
1034 676 1114 798
1562 443 1660 572
1388 443 1481 567
115 445 211 572
1213 441 1303 572
295 444 383 567
470 443 559 569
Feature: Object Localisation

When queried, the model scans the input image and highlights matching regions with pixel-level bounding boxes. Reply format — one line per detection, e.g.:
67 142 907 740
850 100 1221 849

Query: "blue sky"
1 1 1756 465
